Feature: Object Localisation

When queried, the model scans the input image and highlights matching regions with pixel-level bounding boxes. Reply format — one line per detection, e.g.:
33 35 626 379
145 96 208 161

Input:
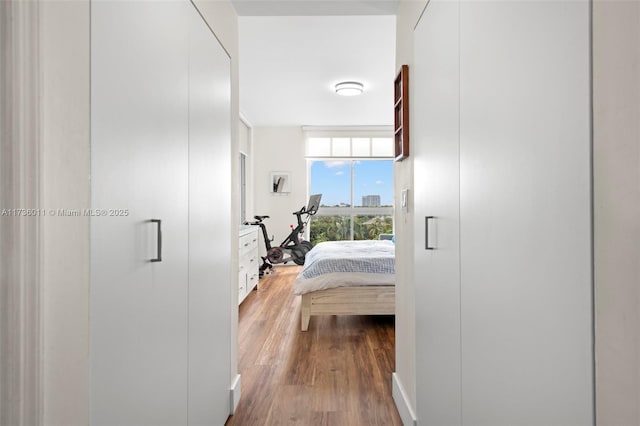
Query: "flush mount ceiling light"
335 81 364 96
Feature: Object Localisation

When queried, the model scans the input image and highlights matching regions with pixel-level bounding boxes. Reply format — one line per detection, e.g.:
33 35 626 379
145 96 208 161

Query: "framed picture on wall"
270 171 291 193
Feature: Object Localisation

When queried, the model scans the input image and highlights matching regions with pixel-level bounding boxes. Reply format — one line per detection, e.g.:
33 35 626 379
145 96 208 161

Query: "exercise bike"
245 194 322 276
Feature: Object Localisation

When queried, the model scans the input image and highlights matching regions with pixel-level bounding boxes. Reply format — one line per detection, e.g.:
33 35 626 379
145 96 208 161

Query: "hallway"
226 266 402 425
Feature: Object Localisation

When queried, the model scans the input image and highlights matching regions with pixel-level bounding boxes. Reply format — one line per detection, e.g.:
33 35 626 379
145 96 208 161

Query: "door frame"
0 1 43 425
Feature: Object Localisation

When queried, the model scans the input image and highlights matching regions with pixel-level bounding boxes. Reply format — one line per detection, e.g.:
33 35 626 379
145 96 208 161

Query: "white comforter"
293 240 395 295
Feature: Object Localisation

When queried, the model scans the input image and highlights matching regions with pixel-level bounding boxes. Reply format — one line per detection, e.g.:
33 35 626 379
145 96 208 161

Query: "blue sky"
309 160 394 206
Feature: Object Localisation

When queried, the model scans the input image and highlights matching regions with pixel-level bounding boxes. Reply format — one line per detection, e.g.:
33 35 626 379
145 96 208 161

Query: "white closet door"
413 1 462 425
186 6 232 424
459 2 593 424
90 2 189 425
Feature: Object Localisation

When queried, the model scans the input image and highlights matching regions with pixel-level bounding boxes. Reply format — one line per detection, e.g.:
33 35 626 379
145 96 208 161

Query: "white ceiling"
236 6 397 127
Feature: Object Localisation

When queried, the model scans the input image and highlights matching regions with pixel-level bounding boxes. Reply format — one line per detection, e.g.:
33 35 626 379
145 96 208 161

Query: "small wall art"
269 171 291 193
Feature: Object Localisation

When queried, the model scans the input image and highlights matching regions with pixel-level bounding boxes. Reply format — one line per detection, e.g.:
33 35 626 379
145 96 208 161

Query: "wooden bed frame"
300 285 395 331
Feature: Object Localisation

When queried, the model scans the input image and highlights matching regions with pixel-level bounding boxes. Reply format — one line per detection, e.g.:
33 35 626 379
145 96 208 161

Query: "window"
307 215 351 243
354 215 394 240
306 136 394 159
353 160 393 207
306 134 394 243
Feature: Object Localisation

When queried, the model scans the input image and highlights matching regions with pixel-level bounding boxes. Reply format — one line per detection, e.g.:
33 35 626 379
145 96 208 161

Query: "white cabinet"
239 226 259 304
90 2 231 425
413 1 593 425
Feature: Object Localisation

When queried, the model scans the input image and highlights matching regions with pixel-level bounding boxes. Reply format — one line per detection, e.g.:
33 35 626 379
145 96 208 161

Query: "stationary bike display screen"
306 194 322 215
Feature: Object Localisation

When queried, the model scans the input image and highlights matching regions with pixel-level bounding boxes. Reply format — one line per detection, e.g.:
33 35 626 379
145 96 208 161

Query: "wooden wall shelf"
394 64 409 161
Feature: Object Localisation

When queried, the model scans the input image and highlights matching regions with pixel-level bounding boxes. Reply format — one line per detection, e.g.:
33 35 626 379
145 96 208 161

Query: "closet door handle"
425 216 435 250
151 219 162 262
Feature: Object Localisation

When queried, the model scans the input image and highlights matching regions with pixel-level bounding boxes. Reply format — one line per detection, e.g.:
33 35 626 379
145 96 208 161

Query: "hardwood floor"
226 266 402 426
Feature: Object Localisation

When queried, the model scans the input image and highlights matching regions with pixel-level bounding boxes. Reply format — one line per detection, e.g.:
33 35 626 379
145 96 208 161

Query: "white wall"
392 1 427 422
593 1 640 424
39 0 240 422
251 127 308 258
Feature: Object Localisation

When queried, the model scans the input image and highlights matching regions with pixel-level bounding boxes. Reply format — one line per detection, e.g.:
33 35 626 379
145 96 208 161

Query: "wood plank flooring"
226 266 402 426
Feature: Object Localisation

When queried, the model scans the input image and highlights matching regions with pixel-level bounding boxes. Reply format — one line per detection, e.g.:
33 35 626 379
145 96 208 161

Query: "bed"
293 240 395 331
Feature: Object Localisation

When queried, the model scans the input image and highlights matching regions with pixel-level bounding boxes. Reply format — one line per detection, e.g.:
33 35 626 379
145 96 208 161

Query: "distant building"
362 195 381 207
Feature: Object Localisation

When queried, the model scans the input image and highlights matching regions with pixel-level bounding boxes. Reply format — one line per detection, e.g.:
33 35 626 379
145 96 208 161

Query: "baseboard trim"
229 374 241 414
392 372 417 426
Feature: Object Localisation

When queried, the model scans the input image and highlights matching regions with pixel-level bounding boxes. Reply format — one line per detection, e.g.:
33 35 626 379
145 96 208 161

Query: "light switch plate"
401 189 409 213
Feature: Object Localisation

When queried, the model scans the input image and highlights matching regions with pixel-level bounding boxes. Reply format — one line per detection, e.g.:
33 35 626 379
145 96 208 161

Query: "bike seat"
254 215 270 221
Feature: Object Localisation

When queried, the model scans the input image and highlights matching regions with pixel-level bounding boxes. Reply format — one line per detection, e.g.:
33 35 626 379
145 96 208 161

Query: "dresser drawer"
239 227 259 305
246 271 258 292
244 248 259 269
239 231 258 256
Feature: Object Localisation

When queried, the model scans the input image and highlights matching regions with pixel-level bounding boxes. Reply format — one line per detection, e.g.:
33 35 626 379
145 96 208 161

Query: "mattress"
293 240 395 295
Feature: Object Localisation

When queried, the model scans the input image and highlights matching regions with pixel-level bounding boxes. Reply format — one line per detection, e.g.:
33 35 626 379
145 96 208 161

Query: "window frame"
304 129 395 241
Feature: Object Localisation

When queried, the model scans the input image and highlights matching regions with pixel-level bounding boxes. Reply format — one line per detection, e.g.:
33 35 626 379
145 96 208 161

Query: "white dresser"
238 226 259 304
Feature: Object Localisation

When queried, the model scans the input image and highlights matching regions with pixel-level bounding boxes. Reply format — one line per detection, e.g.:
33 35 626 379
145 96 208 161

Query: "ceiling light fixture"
335 81 364 96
